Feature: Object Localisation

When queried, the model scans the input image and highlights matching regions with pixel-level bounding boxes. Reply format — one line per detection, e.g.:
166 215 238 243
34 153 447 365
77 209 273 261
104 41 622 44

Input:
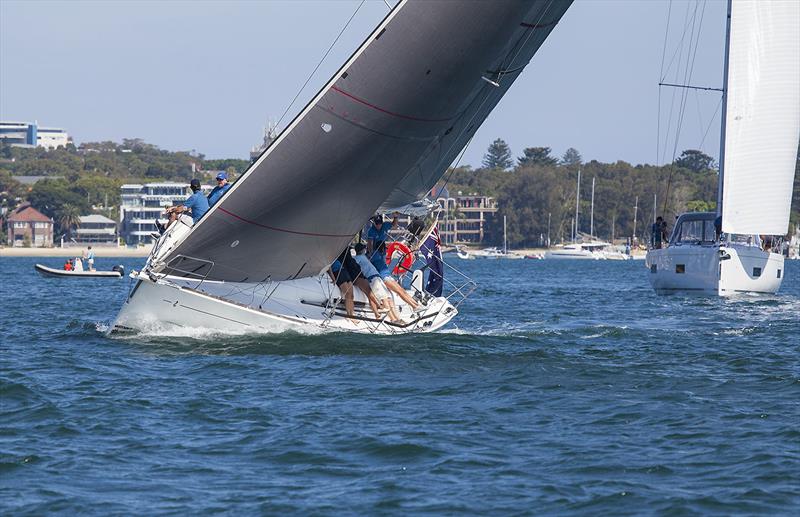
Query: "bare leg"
384 278 418 309
354 277 381 318
382 296 402 323
341 281 355 318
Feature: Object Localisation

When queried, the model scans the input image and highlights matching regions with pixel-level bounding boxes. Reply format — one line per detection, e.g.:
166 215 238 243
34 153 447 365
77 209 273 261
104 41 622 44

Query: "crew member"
367 212 399 264
165 179 209 226
207 172 231 207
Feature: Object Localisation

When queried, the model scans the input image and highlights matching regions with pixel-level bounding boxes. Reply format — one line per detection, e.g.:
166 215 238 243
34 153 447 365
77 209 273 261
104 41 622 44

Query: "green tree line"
448 140 799 248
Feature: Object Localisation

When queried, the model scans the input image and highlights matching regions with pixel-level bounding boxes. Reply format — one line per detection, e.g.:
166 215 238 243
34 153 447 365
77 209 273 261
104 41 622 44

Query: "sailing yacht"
647 0 799 295
112 0 573 334
544 172 627 260
472 216 521 259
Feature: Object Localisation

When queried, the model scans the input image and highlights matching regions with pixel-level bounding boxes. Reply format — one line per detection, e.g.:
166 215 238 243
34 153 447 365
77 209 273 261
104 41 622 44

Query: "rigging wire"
439 0 557 196
275 0 367 130
656 0 674 167
698 96 723 150
659 0 710 216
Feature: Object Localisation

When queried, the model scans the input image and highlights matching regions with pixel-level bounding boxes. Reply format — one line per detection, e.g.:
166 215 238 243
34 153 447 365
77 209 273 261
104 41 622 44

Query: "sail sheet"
721 0 800 235
161 0 573 282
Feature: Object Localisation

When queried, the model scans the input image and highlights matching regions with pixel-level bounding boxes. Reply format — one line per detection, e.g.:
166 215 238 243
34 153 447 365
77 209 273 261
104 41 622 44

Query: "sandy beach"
0 246 153 258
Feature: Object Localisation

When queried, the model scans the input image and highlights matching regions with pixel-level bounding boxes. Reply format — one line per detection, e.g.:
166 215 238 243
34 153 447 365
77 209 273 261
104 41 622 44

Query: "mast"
611 213 615 243
574 169 581 242
547 212 551 248
632 195 639 245
590 176 595 238
653 193 657 223
503 215 507 254
716 0 733 216
571 217 575 242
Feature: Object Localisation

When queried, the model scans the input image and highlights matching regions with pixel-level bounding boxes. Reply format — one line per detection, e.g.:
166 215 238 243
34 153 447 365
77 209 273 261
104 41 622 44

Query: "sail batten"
721 0 800 235
161 0 573 282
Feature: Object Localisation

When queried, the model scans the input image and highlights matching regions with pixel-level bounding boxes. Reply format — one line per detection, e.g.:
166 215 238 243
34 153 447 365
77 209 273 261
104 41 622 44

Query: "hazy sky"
0 0 727 168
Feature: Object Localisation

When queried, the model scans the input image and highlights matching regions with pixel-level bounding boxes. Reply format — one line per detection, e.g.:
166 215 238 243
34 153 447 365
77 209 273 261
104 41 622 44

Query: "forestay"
160 0 572 282
721 0 800 235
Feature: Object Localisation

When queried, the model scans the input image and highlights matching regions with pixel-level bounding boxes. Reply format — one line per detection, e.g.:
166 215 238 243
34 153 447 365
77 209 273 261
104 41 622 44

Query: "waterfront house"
6 204 54 247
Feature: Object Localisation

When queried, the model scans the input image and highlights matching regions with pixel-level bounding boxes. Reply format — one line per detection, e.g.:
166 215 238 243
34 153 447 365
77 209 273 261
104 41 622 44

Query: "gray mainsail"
161 0 573 282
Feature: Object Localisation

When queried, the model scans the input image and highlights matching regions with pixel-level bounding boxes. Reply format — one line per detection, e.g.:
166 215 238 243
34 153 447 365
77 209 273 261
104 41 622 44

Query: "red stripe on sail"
330 85 452 123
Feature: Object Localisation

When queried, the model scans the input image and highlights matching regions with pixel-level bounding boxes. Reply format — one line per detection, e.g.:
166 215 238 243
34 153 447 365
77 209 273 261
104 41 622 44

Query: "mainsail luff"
160 0 573 282
720 0 800 235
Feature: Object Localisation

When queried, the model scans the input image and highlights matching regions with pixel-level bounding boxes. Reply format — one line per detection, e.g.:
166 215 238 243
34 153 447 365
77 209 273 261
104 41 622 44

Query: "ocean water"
1 256 798 515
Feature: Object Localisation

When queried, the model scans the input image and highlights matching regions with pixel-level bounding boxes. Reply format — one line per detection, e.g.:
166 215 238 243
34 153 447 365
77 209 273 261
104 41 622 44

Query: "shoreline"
0 246 153 258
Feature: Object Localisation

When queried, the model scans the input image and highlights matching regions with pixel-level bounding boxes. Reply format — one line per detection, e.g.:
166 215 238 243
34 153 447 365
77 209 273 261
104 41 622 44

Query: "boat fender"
386 242 413 275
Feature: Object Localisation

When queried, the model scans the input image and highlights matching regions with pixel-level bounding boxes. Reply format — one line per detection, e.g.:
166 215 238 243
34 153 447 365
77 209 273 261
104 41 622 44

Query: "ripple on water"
1 258 799 513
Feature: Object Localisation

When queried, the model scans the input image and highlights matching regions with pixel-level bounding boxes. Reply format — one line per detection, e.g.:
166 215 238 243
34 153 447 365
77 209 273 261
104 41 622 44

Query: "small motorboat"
35 264 125 278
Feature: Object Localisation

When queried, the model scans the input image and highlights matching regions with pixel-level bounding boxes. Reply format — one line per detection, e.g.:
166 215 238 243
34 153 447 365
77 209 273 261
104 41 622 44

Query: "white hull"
544 249 598 260
35 264 123 278
112 271 457 335
646 244 784 295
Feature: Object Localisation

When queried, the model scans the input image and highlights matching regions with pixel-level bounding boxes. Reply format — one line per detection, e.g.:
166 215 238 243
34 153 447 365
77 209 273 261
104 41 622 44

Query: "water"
2 256 798 515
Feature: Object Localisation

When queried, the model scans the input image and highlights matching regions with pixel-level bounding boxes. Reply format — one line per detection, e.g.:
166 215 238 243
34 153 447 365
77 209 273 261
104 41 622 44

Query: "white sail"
721 0 800 235
156 0 573 282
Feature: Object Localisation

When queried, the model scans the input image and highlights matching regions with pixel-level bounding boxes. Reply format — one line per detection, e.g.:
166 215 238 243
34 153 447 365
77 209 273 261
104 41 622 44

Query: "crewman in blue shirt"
367 212 399 267
207 171 231 207
166 179 209 227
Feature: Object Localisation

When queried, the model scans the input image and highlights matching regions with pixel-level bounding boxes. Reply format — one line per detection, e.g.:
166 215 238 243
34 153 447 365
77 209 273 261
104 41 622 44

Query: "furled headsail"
721 0 800 235
160 0 573 282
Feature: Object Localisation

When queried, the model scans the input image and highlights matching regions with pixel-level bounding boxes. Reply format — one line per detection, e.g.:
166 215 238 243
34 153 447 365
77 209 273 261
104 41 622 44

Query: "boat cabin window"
723 233 762 248
672 216 716 244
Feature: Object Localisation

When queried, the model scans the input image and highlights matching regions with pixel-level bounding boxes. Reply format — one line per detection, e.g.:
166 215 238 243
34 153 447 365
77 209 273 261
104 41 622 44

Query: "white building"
73 214 118 246
120 182 211 245
36 127 71 149
0 121 71 149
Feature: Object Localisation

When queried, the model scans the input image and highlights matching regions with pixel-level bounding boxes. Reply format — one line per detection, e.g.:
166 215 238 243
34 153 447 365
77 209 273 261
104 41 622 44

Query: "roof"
8 205 52 223
12 175 63 185
79 214 116 224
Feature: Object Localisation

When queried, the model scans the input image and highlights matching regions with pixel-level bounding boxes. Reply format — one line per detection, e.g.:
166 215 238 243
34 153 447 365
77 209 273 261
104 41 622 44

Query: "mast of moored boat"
574 169 581 242
590 176 595 238
716 0 733 219
503 215 508 254
632 195 638 246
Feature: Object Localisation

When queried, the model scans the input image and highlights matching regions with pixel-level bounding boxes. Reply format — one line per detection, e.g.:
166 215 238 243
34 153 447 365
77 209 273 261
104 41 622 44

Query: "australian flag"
421 227 444 297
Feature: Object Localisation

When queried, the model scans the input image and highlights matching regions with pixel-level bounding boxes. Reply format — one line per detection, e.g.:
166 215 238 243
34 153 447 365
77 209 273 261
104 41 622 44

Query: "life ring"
386 241 414 276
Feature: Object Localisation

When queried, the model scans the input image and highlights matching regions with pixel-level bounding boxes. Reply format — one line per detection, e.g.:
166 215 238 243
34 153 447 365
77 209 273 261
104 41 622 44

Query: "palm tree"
56 204 82 238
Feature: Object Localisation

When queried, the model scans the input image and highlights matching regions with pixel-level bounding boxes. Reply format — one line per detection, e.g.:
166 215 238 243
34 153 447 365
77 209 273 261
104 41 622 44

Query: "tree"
518 147 557 167
561 147 583 166
27 179 90 221
674 149 715 173
482 138 513 170
56 204 82 237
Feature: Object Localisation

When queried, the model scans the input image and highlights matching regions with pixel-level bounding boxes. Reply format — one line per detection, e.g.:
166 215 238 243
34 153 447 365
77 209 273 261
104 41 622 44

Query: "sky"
0 0 728 168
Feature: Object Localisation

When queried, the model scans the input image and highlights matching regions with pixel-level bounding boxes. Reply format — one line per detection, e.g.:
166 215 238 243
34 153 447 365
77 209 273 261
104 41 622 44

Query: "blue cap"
216 171 228 180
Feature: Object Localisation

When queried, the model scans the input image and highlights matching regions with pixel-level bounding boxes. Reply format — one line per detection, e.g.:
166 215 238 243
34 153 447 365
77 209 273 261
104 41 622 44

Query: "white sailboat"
112 0 573 335
544 171 626 260
647 0 799 295
472 216 522 259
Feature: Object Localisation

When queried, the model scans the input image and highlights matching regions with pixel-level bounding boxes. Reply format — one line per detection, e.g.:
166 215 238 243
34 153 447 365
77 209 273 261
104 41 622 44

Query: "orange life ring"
386 241 414 276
